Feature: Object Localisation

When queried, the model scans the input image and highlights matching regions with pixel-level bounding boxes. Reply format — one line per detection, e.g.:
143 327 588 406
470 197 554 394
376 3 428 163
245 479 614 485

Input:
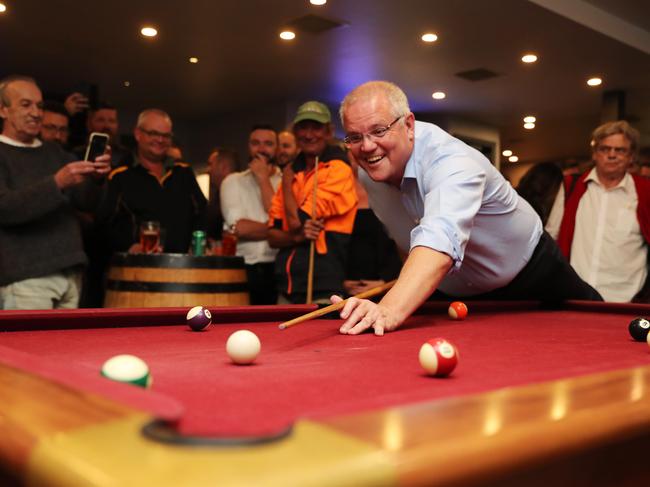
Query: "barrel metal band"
106 280 248 293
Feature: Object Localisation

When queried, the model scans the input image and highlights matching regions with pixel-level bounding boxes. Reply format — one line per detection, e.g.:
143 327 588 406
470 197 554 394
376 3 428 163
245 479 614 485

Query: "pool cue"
279 279 397 330
306 155 319 304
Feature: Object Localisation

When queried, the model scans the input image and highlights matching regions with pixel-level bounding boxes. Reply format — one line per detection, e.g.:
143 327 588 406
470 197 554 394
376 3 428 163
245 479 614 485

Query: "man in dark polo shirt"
96 109 207 255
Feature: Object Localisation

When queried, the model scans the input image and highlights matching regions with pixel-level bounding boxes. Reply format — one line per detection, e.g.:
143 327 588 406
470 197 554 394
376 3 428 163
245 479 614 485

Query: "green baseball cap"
293 101 331 124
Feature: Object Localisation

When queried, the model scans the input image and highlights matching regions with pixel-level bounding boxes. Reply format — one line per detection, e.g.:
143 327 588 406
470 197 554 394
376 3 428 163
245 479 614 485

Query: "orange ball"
448 301 468 320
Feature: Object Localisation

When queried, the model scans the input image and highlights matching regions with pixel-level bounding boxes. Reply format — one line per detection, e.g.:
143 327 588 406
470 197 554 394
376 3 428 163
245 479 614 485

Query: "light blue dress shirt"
362 121 542 296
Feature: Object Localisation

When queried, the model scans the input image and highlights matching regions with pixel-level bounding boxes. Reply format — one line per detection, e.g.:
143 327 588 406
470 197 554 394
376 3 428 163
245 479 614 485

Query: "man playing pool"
334 81 600 336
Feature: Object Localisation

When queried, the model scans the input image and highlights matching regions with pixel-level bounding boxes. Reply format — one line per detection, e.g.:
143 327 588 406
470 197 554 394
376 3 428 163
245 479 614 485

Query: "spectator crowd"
1 74 648 310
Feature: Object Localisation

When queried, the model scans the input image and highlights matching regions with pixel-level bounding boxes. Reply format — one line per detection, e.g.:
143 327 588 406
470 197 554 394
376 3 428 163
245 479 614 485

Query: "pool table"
1 301 650 486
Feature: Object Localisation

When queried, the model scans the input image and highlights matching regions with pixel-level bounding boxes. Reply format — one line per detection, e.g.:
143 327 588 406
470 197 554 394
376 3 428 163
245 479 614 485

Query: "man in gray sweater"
0 75 111 309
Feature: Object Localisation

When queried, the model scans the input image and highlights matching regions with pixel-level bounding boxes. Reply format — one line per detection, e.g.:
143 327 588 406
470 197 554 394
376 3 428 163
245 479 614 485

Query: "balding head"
0 75 43 143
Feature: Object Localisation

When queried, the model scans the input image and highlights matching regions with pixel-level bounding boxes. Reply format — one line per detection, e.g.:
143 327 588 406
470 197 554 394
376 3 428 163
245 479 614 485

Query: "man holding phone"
0 75 111 310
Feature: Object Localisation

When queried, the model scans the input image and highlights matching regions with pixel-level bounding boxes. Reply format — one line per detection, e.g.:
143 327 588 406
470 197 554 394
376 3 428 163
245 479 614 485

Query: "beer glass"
221 225 238 256
139 221 161 254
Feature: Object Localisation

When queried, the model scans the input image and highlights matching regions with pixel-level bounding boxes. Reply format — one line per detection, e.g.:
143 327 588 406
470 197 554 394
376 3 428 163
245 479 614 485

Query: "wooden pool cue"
279 279 397 330
306 155 319 304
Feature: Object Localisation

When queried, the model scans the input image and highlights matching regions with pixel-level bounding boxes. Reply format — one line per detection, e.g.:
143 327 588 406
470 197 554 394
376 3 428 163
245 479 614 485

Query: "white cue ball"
226 330 261 365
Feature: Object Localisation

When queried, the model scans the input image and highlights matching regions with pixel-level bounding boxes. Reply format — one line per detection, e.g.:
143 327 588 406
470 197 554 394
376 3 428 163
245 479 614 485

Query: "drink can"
191 230 207 256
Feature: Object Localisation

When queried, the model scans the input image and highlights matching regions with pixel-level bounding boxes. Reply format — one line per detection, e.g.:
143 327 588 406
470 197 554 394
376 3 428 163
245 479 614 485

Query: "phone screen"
84 132 109 161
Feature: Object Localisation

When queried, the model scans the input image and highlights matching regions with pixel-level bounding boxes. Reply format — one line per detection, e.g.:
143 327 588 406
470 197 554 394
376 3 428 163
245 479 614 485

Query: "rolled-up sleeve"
409 156 486 272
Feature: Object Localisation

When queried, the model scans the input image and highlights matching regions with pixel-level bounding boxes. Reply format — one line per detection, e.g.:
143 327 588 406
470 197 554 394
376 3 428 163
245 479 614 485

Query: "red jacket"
557 172 650 258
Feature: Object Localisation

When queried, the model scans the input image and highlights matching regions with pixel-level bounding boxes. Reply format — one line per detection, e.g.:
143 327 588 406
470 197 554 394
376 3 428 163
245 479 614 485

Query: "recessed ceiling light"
502 149 513 157
523 116 536 124
521 53 538 63
432 91 446 100
587 77 602 86
123 81 131 87
508 155 519 162
141 26 158 37
0 3 7 13
189 57 199 64
523 123 535 130
421 33 438 43
310 0 327 5
280 30 296 40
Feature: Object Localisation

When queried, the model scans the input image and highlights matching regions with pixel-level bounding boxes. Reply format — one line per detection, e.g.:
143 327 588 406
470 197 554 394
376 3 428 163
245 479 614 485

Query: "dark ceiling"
1 0 649 166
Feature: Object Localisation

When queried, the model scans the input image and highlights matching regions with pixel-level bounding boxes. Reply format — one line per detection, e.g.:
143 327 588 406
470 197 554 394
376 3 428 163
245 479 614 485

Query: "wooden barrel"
104 253 249 308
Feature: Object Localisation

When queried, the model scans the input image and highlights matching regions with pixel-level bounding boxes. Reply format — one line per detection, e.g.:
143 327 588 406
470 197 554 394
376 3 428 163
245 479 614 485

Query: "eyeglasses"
41 124 69 134
343 116 403 146
139 128 173 140
596 144 630 156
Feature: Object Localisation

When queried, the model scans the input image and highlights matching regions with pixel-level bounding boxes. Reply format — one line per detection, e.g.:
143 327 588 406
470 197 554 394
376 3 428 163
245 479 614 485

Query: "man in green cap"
268 101 358 304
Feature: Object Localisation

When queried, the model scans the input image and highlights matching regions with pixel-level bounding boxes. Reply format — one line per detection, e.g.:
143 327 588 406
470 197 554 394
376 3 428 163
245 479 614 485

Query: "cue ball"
226 330 261 365
419 338 458 377
101 354 152 388
629 317 650 342
186 306 212 331
448 301 468 320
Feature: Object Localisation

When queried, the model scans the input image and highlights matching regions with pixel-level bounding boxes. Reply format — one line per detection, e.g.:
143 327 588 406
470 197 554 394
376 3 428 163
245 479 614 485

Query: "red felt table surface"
2 305 650 437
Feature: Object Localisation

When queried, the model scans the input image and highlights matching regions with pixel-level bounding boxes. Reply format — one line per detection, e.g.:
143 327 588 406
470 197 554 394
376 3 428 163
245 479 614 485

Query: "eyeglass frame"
343 115 404 146
138 128 174 140
595 144 631 156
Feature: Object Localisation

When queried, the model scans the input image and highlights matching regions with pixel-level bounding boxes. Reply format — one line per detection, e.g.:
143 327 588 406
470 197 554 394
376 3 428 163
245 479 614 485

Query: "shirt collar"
400 122 421 187
586 167 633 192
133 153 175 173
0 135 43 148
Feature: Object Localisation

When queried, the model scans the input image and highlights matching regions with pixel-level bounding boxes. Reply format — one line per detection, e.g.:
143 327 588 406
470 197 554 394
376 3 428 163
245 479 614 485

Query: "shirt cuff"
410 224 462 271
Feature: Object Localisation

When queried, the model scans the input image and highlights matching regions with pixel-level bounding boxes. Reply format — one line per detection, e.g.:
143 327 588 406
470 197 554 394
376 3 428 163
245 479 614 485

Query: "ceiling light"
280 30 296 40
587 77 602 86
432 91 446 100
189 57 199 64
502 149 513 157
422 33 438 43
508 155 519 162
141 26 158 37
523 116 536 123
523 123 535 130
0 3 7 13
123 81 131 87
521 54 538 63
310 0 327 5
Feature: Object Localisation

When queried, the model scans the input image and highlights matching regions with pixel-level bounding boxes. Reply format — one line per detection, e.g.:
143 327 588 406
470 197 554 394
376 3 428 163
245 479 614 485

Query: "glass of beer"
140 221 161 254
221 225 238 256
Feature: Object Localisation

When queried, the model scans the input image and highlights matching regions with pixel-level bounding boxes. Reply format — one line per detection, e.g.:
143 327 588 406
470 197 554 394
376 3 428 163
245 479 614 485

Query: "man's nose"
360 134 377 152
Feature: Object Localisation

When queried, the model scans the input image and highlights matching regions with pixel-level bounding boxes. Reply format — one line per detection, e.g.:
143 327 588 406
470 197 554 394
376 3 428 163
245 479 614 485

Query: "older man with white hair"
0 75 111 309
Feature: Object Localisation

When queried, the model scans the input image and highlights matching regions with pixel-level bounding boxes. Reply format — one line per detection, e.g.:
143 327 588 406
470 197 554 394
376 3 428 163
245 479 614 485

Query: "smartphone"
84 132 109 162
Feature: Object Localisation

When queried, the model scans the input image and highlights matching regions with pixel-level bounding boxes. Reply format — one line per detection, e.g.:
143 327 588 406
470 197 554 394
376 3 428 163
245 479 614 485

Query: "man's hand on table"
331 295 402 336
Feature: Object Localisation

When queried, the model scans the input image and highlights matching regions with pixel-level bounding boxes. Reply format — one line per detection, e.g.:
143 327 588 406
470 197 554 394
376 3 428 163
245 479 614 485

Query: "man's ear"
404 112 415 141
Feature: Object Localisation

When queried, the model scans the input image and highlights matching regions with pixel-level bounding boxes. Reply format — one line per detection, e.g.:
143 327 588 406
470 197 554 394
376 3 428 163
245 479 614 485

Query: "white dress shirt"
362 121 542 297
220 168 281 265
546 169 646 302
